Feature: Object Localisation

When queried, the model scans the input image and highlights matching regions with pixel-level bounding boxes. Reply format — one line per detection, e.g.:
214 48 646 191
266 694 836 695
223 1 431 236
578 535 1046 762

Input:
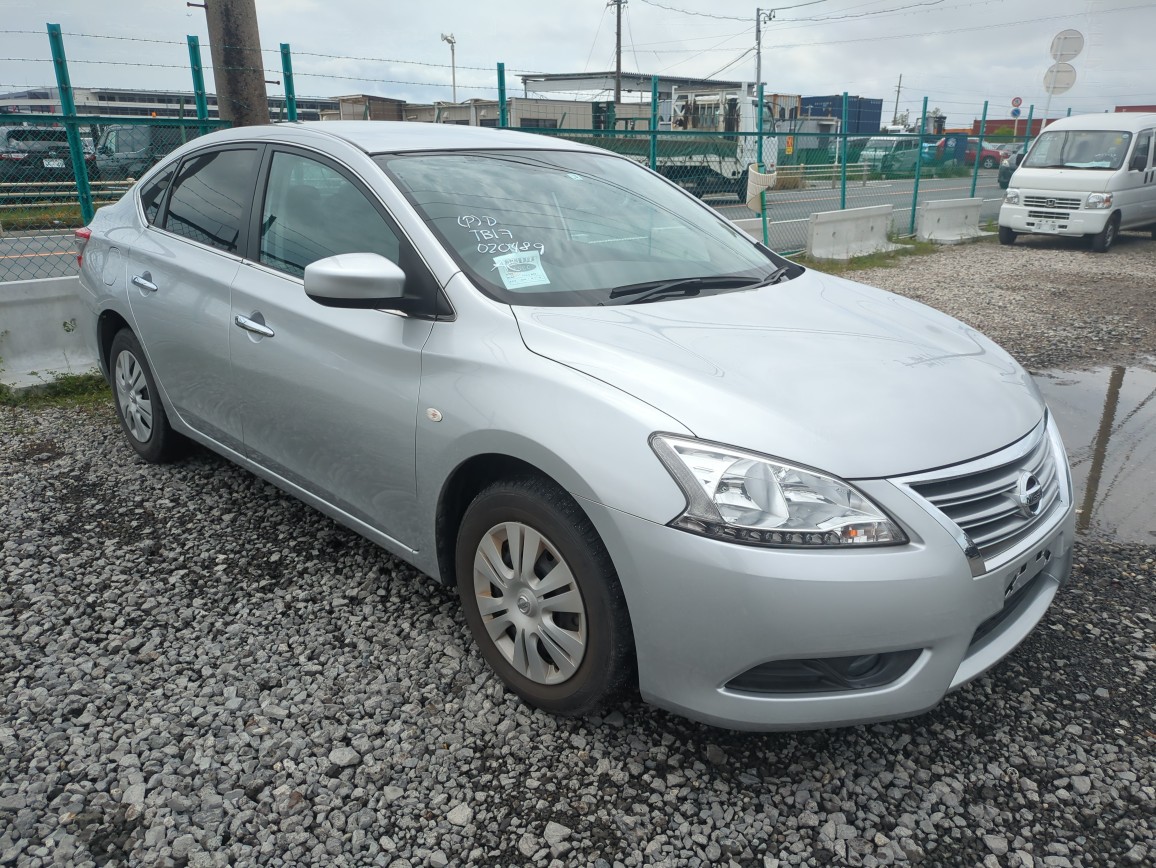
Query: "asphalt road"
0 230 77 282
713 169 1006 252
0 170 1005 282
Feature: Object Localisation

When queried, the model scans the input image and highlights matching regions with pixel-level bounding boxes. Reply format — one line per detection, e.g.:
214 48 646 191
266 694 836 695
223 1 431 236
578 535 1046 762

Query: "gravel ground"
2 238 1155 867
853 230 1156 372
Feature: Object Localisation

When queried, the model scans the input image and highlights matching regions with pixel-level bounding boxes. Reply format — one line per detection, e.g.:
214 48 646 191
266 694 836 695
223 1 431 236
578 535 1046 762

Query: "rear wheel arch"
97 309 132 378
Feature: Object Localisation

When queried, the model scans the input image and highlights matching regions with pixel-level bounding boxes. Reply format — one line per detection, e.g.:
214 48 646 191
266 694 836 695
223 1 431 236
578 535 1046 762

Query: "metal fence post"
497 63 507 128
188 36 210 136
908 96 929 236
47 23 93 225
840 91 849 210
280 43 297 122
649 75 658 171
756 84 769 246
970 99 988 197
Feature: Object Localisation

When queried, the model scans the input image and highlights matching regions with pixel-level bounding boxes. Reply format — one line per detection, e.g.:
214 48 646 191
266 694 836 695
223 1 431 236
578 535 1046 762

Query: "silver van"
999 112 1156 251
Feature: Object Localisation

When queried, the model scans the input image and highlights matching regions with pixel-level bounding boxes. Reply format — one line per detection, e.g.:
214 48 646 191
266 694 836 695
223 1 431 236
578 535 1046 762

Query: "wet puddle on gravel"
1033 363 1156 543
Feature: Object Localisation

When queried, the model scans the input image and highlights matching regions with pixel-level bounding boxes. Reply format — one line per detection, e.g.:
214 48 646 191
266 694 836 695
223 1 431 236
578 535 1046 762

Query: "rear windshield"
1022 129 1132 170
3 128 69 151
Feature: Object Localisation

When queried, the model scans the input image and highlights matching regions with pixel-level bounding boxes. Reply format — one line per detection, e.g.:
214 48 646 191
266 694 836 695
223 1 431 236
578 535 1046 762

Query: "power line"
766 3 1152 49
636 0 835 20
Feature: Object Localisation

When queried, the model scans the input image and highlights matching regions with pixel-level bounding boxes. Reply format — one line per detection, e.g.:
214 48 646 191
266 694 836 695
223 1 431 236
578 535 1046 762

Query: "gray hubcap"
114 349 153 443
472 521 587 685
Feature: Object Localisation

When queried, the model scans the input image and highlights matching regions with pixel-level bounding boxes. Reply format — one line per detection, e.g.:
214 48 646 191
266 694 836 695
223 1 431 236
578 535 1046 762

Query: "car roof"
191 121 600 156
1038 112 1156 133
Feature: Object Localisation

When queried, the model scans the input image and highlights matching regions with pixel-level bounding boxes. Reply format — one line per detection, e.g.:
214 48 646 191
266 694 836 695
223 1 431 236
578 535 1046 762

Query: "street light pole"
755 8 774 91
441 33 457 103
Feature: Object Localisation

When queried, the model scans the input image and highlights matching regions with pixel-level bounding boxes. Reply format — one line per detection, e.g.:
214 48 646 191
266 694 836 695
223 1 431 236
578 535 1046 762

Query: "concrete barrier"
916 197 989 244
806 205 900 260
0 276 98 391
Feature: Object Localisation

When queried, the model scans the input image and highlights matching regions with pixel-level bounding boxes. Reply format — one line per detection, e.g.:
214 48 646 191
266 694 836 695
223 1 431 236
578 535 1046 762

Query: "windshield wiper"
608 275 757 304
763 264 792 285
609 270 793 305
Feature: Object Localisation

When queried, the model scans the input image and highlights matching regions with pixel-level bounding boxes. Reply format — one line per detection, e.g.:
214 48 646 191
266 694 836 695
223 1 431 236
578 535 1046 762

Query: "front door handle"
131 273 158 293
234 314 275 338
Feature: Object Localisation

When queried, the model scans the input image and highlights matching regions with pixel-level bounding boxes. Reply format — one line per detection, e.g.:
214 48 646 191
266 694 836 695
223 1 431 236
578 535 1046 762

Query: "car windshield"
377 149 775 306
862 138 894 151
1022 129 1132 170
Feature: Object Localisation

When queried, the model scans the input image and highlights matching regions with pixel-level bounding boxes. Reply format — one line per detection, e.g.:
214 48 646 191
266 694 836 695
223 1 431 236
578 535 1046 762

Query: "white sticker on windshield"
493 250 550 290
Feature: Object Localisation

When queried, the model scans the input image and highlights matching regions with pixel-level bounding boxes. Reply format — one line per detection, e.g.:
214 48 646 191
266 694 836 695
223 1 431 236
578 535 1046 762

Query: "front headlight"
1085 192 1113 209
1004 188 1021 205
650 434 908 548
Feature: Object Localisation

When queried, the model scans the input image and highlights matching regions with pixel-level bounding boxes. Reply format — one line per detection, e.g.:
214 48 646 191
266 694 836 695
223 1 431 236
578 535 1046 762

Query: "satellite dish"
1044 62 1077 95
1050 29 1084 63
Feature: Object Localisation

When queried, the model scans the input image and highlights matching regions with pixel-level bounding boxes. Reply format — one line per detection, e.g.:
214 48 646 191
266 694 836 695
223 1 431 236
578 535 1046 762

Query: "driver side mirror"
1130 151 1148 172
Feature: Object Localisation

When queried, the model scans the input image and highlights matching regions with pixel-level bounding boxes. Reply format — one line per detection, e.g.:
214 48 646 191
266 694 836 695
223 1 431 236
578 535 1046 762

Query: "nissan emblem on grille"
1015 471 1043 518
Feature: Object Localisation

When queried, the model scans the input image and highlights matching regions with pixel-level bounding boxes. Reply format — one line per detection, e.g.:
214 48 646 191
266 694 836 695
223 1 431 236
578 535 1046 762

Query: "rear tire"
109 330 185 463
998 225 1017 245
981 156 997 169
1090 213 1120 253
455 476 634 716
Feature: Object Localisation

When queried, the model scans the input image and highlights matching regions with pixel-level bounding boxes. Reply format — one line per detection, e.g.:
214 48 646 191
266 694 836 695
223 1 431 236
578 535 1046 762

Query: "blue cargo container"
800 95 884 135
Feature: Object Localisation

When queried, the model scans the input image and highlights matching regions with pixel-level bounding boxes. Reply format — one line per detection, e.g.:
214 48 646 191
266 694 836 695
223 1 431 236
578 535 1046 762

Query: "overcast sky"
1 0 1152 126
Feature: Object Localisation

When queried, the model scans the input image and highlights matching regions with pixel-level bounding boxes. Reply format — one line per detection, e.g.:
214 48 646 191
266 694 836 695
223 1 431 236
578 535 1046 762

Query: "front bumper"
582 429 1075 731
999 201 1109 238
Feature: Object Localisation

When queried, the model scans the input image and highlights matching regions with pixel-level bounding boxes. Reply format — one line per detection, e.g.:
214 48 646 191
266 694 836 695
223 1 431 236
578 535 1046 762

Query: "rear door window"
162 147 259 253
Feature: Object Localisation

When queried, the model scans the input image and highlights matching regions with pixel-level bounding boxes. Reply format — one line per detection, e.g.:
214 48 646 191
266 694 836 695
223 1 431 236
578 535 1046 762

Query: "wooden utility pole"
610 0 623 104
203 0 269 126
892 73 903 126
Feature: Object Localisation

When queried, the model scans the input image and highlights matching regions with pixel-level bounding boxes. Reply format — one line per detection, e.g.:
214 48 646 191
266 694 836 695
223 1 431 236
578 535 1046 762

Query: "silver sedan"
76 122 1075 730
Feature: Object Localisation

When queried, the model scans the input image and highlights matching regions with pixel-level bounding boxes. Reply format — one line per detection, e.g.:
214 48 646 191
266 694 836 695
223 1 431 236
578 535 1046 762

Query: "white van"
998 112 1156 252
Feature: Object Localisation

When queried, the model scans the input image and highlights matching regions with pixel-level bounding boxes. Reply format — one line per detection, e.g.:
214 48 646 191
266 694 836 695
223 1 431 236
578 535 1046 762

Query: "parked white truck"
567 85 783 201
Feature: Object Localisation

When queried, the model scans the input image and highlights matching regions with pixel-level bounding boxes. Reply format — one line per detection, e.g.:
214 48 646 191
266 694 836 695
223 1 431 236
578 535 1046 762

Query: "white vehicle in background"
999 112 1156 252
655 85 781 199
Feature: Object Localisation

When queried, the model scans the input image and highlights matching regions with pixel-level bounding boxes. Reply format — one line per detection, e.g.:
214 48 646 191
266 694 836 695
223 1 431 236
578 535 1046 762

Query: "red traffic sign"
1011 97 1023 108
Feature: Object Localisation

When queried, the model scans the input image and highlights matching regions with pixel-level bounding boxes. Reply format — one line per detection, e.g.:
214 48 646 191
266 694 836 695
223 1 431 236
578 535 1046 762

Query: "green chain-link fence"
0 117 225 281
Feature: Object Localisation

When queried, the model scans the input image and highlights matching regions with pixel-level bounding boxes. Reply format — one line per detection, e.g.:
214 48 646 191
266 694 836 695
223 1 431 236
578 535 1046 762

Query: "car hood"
513 271 1043 479
1009 166 1113 193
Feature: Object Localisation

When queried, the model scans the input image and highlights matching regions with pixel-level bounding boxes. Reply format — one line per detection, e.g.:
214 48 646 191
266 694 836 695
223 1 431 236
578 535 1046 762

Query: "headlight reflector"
651 434 907 547
1085 192 1113 209
1004 188 1020 205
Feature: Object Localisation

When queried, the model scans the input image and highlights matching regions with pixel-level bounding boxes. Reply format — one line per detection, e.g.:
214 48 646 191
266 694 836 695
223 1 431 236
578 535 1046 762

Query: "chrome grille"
1023 195 1081 209
907 427 1061 562
1027 210 1069 221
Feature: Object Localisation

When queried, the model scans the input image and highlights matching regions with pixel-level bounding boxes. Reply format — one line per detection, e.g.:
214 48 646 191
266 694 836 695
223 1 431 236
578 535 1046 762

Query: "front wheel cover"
455 477 634 716
1091 214 1119 253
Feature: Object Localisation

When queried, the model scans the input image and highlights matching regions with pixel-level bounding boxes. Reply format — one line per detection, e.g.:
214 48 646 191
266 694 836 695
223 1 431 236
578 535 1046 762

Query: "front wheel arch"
1090 211 1121 253
435 453 569 588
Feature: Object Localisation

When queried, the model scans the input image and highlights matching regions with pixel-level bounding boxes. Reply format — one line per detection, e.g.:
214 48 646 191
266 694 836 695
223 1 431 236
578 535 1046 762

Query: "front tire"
1090 213 1119 253
109 329 185 463
981 156 997 169
455 476 634 716
999 225 1017 245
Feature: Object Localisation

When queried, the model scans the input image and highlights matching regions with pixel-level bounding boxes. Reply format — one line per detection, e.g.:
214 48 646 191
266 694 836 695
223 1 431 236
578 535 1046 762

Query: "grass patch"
788 238 939 274
0 371 110 408
0 204 86 231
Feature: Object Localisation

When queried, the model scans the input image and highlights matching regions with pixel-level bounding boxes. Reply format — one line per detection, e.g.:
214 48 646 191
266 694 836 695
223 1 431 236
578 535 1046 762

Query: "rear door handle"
131 273 158 293
234 314 275 338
